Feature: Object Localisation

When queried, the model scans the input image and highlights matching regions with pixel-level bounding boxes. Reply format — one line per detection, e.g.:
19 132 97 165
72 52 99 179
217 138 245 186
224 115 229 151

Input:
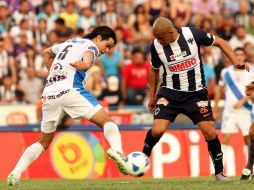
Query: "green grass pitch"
1 177 254 190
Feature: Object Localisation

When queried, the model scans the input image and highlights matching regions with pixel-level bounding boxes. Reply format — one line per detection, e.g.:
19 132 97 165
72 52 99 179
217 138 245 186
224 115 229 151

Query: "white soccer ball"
126 151 150 177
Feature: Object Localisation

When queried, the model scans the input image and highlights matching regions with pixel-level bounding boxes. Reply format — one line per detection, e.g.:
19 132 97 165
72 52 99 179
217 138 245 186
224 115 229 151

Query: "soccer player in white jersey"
7 26 129 186
213 47 254 176
241 75 254 180
141 17 249 181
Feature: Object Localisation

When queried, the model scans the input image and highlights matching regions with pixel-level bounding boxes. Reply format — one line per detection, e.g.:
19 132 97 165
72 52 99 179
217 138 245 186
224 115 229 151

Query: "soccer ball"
126 151 150 177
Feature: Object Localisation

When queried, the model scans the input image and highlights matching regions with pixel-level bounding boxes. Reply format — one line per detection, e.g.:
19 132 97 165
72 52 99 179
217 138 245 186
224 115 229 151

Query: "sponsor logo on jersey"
45 75 67 86
169 51 187 61
88 46 99 56
168 57 197 72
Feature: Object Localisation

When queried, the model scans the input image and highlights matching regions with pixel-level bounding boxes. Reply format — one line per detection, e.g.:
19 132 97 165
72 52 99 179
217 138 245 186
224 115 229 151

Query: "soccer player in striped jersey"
142 17 249 181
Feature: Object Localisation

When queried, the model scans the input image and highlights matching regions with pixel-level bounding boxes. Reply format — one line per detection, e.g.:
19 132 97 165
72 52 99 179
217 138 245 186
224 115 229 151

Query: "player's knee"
204 128 217 140
151 128 165 138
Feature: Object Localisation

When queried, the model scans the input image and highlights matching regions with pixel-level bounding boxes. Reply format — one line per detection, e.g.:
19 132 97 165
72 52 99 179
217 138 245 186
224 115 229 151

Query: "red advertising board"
0 130 246 179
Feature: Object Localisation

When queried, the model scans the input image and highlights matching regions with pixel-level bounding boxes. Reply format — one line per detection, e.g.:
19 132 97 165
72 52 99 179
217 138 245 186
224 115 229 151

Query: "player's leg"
63 89 128 175
241 121 254 180
142 89 178 157
7 131 55 186
88 108 129 175
7 92 65 186
142 119 171 157
197 120 229 181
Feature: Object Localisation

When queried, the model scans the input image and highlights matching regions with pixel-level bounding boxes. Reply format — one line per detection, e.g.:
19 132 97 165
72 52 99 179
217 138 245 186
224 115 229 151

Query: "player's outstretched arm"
42 48 56 71
212 37 249 71
148 67 159 111
70 51 94 71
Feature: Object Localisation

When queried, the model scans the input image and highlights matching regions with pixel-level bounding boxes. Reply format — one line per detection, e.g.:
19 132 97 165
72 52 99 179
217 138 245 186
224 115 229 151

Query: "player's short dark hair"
234 47 245 54
84 26 117 45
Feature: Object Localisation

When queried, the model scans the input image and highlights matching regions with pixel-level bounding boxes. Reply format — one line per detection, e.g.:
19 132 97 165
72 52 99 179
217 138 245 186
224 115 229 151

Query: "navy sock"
142 129 161 157
206 136 224 175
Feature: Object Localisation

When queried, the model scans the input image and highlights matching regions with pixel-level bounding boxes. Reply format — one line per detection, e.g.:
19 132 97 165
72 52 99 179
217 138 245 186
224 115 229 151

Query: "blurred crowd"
1 0 254 111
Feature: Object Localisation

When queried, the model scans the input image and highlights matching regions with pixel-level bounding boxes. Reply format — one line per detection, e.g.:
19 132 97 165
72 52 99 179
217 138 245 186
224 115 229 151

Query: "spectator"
145 0 167 25
37 1 57 32
169 0 191 27
18 66 43 104
91 0 107 23
54 17 74 43
98 76 123 110
234 0 252 28
127 4 146 28
77 6 97 34
130 11 153 53
121 48 150 105
0 74 16 104
12 0 36 27
34 19 48 51
85 65 107 98
0 1 15 34
117 0 133 21
9 19 34 46
216 16 236 41
99 46 123 77
101 0 118 28
0 37 16 80
59 1 79 30
229 25 254 50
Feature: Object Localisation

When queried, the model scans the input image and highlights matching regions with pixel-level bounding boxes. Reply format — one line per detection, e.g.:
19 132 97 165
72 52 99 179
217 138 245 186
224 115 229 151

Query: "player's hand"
235 62 249 72
148 96 156 112
212 107 221 123
233 102 242 109
245 82 254 96
70 61 90 71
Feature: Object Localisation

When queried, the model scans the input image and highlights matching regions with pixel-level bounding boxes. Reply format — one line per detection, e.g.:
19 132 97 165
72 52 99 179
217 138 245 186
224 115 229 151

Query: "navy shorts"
153 87 214 124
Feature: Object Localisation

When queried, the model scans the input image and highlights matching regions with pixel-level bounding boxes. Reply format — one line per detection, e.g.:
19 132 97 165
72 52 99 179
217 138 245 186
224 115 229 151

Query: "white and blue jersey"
43 38 99 94
41 38 102 132
219 65 254 114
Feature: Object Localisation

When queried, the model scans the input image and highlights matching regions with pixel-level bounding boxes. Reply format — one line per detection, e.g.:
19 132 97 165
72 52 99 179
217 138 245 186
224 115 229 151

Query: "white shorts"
41 89 102 133
221 112 251 136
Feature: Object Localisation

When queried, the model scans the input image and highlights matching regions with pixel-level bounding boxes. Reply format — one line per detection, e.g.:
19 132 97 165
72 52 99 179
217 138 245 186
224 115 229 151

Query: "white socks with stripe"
11 142 44 179
103 122 123 153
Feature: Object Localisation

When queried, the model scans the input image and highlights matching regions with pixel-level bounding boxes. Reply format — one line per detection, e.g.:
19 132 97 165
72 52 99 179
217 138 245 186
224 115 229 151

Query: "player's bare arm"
233 96 251 109
70 51 94 71
212 37 249 71
213 85 223 122
42 48 56 71
148 67 159 111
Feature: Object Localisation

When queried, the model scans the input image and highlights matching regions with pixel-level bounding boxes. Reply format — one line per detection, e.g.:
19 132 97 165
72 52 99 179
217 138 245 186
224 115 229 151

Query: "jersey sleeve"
190 27 215 46
51 43 62 55
84 44 99 62
150 41 163 69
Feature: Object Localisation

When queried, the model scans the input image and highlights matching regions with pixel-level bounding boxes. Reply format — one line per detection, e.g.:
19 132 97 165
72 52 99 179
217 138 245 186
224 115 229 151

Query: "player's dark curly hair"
84 26 117 45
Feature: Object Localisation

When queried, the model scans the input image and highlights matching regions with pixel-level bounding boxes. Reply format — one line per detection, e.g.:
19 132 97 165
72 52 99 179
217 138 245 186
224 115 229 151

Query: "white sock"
221 144 229 164
11 142 44 179
103 122 123 153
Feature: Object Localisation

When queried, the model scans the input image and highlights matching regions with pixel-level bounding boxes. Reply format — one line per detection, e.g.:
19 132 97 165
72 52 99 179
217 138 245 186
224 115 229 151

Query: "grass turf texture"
0 177 254 190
